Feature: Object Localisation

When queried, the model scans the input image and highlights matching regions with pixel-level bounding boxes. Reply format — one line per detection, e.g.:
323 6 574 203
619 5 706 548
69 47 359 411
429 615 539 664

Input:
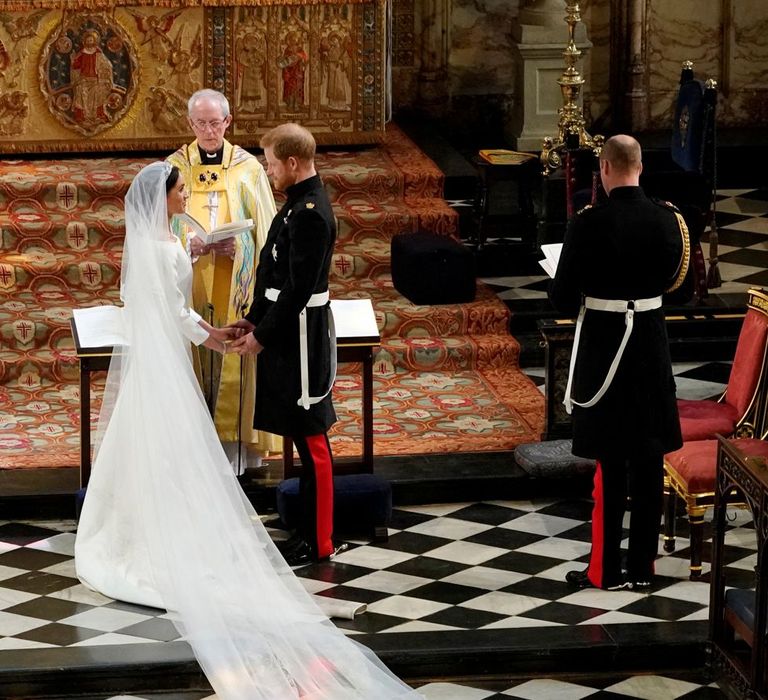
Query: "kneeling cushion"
391 231 475 305
277 473 392 542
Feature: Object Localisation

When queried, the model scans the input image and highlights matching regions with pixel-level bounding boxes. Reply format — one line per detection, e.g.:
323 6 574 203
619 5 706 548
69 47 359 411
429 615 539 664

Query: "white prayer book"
538 243 563 279
330 299 379 341
177 213 254 245
72 305 126 348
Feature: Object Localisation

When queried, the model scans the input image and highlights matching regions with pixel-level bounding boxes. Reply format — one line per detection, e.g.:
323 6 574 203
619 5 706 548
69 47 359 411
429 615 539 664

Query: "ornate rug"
0 124 544 469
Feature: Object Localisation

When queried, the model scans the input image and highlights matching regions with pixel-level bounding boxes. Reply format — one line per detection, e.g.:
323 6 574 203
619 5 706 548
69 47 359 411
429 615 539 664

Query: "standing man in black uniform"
229 123 337 567
550 135 690 591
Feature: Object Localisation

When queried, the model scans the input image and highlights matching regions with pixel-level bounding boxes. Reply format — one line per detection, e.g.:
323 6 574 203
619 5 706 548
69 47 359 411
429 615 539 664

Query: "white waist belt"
564 295 662 415
265 287 336 410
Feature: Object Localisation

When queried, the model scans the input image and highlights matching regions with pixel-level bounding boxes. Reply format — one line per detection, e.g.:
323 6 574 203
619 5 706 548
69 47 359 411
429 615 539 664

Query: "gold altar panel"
0 0 386 153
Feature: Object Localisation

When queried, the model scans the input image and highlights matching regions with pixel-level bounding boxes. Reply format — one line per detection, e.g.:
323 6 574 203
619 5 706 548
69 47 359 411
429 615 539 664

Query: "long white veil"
76 162 419 699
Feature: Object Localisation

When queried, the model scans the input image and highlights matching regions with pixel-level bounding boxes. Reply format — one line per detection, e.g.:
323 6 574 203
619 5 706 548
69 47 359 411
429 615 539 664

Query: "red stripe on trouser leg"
587 461 604 588
304 434 334 559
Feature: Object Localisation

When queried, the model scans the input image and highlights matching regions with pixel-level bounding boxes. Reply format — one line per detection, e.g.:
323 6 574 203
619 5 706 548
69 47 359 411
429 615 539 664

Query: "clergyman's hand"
189 235 210 258
230 332 263 356
225 319 255 339
210 238 236 260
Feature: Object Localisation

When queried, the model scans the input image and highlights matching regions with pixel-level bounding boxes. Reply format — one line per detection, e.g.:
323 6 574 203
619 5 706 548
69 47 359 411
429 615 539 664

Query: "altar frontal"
0 0 386 153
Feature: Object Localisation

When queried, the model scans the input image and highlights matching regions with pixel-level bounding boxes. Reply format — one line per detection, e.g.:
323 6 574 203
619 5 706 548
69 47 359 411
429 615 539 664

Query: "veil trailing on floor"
75 162 419 699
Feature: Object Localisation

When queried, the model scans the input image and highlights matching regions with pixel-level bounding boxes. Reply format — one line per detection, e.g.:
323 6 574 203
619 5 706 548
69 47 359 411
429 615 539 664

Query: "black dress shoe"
275 533 305 556
565 569 594 589
566 569 629 591
284 539 315 568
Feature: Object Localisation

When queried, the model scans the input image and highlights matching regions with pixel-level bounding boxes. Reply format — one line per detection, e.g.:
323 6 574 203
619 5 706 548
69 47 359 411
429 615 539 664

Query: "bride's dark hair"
165 165 181 194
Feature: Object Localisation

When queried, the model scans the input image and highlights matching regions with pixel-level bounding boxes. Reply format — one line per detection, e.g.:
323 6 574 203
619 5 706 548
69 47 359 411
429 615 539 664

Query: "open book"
538 243 562 279
177 213 254 245
72 305 126 348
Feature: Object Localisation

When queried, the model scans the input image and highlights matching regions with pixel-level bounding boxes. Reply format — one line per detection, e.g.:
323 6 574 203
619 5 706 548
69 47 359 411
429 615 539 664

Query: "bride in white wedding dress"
75 162 420 699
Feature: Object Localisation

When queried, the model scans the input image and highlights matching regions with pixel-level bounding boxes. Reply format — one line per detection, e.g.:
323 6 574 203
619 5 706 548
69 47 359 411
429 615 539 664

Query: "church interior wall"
391 0 768 145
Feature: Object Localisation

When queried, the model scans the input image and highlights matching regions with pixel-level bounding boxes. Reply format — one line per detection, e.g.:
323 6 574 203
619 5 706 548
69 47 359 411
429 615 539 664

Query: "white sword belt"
564 295 663 415
265 287 336 410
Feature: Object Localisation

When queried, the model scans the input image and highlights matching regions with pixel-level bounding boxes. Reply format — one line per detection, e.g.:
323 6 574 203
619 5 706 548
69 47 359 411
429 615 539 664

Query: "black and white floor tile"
100 669 728 699
480 188 768 301
0 495 754 649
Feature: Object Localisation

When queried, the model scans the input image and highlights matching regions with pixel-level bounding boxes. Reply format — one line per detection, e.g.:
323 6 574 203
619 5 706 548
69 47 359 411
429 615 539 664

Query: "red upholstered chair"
677 288 768 442
664 438 768 579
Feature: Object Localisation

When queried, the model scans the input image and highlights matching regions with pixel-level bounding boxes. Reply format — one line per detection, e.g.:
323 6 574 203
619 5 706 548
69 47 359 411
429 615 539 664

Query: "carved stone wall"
0 0 387 153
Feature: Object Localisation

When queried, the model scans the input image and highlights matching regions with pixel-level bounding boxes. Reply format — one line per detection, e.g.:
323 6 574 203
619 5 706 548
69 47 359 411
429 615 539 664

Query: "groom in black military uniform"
230 123 337 567
550 135 690 590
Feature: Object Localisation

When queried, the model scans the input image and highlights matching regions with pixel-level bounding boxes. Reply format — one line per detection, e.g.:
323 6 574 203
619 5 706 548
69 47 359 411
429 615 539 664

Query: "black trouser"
292 433 334 559
586 452 664 588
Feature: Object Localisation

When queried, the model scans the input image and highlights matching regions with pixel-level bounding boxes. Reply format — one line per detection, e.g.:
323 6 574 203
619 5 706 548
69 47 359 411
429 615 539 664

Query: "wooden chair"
663 289 768 578
709 436 768 699
677 288 768 442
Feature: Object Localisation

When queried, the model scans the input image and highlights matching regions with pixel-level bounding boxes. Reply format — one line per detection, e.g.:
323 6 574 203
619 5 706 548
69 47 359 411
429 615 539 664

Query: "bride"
75 162 420 699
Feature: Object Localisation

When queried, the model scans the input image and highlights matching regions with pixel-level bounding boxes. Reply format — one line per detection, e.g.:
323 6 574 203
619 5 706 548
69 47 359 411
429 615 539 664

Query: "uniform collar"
285 174 321 202
608 185 646 200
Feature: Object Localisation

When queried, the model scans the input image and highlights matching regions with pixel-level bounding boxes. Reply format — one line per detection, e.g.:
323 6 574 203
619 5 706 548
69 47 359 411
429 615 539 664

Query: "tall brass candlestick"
540 0 603 175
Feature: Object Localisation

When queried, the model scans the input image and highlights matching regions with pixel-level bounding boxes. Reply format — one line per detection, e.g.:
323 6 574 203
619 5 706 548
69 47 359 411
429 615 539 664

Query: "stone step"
331 278 510 338
376 334 520 373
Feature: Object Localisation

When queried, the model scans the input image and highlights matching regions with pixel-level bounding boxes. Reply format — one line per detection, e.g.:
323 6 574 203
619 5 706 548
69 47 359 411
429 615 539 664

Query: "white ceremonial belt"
564 295 662 415
584 296 662 313
264 287 335 410
265 288 329 306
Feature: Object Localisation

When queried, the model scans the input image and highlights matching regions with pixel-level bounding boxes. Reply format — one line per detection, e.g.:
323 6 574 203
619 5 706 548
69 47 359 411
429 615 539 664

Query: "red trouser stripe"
587 460 604 588
305 434 334 559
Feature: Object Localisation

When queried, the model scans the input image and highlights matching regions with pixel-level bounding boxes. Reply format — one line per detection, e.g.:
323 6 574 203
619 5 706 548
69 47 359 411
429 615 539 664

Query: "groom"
229 123 337 567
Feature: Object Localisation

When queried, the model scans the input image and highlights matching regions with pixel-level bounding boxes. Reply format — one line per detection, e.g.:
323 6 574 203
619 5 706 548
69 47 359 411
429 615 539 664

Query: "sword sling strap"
564 295 663 415
265 287 336 410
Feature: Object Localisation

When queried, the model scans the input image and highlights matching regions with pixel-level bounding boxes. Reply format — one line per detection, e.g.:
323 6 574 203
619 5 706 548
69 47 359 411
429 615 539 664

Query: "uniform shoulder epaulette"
302 201 316 210
652 198 681 213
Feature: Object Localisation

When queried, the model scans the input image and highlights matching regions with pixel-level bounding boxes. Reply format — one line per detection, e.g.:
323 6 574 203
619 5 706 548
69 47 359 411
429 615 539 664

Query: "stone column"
508 0 592 151
416 0 450 114
625 0 648 131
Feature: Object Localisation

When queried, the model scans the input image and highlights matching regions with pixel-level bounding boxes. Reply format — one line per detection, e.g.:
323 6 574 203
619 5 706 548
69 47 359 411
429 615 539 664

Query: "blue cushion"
514 439 595 478
725 588 755 632
277 474 392 534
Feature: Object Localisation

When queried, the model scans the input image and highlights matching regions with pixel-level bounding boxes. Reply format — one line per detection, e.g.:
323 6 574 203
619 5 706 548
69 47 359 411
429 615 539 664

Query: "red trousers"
293 433 334 559
587 453 664 588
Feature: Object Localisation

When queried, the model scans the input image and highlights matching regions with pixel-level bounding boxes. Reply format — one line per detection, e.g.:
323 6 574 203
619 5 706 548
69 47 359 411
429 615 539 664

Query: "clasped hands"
205 321 263 356
190 236 236 260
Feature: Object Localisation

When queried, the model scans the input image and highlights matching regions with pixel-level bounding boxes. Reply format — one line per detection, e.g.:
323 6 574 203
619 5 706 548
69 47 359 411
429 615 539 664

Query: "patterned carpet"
0 126 544 469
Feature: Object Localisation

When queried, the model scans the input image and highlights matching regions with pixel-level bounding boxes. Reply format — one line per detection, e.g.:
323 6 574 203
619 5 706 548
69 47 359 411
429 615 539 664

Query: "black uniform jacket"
549 186 688 459
245 174 337 437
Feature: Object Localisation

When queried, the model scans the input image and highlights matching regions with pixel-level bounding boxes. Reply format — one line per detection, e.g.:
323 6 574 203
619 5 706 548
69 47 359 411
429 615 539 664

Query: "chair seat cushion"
677 398 738 441
666 438 768 492
276 474 392 535
514 439 595 479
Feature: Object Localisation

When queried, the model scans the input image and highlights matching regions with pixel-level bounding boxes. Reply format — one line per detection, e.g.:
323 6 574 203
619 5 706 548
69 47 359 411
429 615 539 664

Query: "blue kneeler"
277 474 392 542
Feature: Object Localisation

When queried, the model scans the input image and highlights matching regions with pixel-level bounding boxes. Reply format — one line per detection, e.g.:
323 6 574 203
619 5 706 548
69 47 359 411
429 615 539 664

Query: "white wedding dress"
75 162 420 700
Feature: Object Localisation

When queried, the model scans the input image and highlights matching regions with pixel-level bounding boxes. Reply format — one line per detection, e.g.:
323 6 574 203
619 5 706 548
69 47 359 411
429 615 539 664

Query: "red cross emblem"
333 254 353 277
13 320 35 344
67 222 87 249
79 261 102 286
57 183 77 210
0 264 14 289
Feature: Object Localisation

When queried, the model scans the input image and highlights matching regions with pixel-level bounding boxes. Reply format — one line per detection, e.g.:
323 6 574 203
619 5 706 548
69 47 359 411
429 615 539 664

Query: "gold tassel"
706 219 722 289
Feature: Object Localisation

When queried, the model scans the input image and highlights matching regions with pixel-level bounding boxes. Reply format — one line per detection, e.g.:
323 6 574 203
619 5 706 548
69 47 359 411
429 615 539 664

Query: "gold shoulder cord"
666 211 691 293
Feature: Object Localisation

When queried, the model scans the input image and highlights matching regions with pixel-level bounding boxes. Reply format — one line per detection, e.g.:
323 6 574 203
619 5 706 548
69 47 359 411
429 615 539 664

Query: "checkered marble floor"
93 669 728 699
0 492 755 649
481 188 768 301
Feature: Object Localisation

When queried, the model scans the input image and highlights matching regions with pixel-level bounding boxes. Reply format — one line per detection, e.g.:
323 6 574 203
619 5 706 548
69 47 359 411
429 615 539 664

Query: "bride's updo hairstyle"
165 165 181 195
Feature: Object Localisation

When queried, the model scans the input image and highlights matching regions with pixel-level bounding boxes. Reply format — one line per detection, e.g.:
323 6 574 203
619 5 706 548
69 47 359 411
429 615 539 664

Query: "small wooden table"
71 298 380 487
